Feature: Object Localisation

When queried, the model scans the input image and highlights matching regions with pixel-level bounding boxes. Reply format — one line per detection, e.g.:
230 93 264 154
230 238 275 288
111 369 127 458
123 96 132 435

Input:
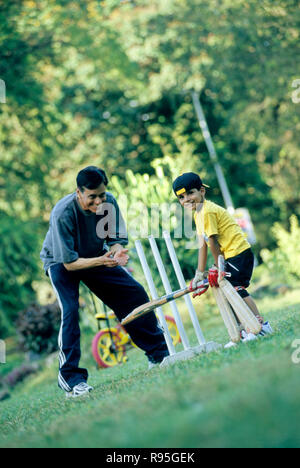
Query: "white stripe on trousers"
48 268 72 392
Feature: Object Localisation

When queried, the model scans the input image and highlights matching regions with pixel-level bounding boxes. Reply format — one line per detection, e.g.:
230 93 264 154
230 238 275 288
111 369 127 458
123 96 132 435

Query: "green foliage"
111 0 300 240
0 0 299 333
0 214 41 336
2 363 39 390
261 215 300 283
16 301 61 354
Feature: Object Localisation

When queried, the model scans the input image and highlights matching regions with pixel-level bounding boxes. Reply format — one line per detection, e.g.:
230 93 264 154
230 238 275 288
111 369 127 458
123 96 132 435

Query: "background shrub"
16 302 61 355
260 215 300 285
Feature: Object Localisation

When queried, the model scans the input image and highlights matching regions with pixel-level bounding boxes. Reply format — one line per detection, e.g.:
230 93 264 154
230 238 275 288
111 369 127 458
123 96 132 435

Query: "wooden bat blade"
121 287 190 326
219 278 262 334
212 287 240 343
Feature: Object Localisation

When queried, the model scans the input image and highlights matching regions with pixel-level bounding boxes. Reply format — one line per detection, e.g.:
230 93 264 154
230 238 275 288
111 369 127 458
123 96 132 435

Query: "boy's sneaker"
224 340 238 349
241 330 258 343
225 323 273 348
224 329 255 348
66 382 94 399
259 321 273 337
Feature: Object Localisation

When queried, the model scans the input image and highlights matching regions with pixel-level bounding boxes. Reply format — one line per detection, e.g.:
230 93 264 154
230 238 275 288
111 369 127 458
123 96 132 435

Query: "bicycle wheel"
92 329 127 368
165 315 181 346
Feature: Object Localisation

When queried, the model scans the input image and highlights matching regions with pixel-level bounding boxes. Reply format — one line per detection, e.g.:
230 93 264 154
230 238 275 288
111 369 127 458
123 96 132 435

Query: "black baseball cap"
172 172 209 196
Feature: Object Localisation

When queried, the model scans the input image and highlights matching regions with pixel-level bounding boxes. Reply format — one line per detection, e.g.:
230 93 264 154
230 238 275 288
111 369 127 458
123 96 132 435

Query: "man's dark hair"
76 166 108 192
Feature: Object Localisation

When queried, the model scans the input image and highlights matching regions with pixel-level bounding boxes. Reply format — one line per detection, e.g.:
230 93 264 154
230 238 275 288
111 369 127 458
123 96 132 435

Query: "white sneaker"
241 331 258 343
66 382 94 399
259 321 273 337
224 340 238 349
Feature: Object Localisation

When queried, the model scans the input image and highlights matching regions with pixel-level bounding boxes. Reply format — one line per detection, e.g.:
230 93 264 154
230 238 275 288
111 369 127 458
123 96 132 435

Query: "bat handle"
218 255 232 280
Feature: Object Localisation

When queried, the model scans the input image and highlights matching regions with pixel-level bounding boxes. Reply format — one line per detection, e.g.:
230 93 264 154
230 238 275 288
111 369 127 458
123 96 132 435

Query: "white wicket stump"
135 232 221 368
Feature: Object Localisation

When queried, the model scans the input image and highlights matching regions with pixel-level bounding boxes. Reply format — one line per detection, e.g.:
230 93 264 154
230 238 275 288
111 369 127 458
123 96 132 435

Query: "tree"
0 0 299 334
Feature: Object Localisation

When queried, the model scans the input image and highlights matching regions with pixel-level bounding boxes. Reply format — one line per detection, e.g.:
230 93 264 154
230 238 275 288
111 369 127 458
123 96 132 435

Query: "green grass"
0 289 300 448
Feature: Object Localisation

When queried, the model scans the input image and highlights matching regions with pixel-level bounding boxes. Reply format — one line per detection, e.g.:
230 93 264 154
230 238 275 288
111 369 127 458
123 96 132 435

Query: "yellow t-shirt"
194 200 251 259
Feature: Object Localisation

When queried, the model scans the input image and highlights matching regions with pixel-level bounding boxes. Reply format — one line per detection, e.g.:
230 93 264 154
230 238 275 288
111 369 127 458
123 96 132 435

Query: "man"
172 172 273 346
41 166 169 398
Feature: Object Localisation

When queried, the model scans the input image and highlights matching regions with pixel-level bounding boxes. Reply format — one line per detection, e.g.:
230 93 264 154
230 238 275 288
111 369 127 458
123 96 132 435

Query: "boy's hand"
208 266 219 287
191 270 205 290
189 279 209 298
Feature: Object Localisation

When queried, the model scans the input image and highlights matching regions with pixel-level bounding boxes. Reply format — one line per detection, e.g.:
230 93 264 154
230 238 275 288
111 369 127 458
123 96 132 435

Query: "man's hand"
113 249 129 267
98 251 119 268
109 243 124 255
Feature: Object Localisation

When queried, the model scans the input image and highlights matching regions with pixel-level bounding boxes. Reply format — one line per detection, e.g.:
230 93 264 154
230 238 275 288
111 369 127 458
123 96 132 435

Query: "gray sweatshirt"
40 191 128 273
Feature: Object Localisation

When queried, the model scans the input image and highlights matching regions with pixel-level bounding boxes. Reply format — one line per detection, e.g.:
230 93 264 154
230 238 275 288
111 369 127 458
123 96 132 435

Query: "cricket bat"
212 287 241 343
121 279 209 326
219 277 262 334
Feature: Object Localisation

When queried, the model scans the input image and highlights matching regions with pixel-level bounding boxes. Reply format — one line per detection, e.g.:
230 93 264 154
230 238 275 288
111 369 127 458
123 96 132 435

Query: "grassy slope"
0 288 300 448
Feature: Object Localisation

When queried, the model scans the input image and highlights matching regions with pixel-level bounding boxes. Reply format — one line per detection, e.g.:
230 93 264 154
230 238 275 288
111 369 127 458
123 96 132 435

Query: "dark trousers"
48 264 169 391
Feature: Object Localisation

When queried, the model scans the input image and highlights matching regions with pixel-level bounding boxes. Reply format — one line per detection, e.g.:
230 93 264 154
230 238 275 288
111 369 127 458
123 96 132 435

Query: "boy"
172 172 272 345
40 166 169 397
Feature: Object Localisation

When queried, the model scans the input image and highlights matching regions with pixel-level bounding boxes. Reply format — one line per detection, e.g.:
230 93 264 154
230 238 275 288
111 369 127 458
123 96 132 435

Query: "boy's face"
177 187 205 211
76 183 107 213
